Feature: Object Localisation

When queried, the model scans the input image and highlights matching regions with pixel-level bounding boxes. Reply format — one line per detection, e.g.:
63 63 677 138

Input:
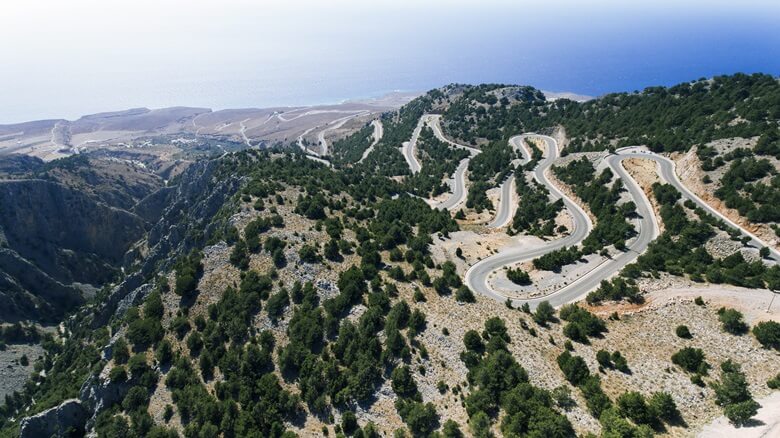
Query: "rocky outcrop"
90 158 243 327
78 374 131 420
0 248 82 322
0 179 147 284
133 185 176 224
19 399 88 438
19 370 132 437
0 179 148 322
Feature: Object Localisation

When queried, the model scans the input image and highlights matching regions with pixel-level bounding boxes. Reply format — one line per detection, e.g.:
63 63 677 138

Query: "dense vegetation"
509 168 563 237
460 317 575 437
608 183 780 297
711 360 761 426
444 74 780 154
550 74 780 153
357 91 440 176
557 346 680 435
0 146 466 437
404 127 469 198
441 84 546 144
714 156 780 223
465 141 516 212
553 157 636 253
331 123 375 166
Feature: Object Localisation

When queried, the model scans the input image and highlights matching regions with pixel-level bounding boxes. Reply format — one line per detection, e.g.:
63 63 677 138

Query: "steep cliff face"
36 154 165 211
0 179 148 321
90 158 243 327
0 249 83 322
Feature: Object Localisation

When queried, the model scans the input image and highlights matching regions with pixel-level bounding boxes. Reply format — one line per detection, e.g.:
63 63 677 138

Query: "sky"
0 0 778 123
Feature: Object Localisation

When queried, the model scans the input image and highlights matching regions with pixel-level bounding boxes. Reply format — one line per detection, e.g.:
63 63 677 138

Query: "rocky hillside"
0 153 168 322
0 74 778 438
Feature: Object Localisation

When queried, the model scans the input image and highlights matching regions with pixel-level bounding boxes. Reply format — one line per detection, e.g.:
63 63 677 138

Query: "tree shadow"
739 418 766 428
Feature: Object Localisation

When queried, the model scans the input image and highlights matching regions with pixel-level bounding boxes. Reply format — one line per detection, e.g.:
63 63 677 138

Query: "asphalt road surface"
427 115 480 211
465 134 594 308
358 119 383 163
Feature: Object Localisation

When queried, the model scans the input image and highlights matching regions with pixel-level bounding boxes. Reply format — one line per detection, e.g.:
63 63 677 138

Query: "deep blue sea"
1 1 778 123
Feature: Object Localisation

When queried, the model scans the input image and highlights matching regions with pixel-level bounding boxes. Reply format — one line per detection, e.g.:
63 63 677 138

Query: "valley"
0 75 779 438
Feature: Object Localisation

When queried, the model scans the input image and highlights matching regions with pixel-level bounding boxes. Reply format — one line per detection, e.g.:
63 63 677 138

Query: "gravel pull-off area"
698 391 780 437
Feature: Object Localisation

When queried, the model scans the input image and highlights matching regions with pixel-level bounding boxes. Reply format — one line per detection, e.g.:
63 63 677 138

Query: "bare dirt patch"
586 296 779 437
623 157 665 233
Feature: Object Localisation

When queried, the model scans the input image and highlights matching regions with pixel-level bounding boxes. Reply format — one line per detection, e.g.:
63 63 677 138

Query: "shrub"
170 315 191 340
675 325 692 339
455 286 476 303
441 419 463 438
126 316 164 349
557 351 590 386
753 320 780 349
506 268 531 285
163 405 174 422
559 304 606 343
711 360 760 426
533 301 556 326
395 399 438 436
718 307 748 335
596 350 612 369
123 386 150 412
341 411 358 436
298 244 321 263
580 376 612 417
552 385 575 410
672 347 708 374
391 366 420 400
469 411 491 438
266 289 290 320
587 277 642 304
113 338 130 364
144 292 164 320
109 366 127 383
648 391 680 422
611 351 629 373
767 373 780 389
229 238 250 270
463 330 484 352
617 391 655 425
174 251 203 297
156 339 173 365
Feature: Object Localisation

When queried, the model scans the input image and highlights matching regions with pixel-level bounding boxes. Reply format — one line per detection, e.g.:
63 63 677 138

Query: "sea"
0 0 778 124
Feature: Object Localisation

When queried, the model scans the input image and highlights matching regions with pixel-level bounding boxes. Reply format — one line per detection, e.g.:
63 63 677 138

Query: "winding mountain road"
427 115 481 211
295 126 332 167
487 135 534 228
239 119 254 147
401 117 425 174
465 135 594 307
487 177 517 228
615 147 780 262
318 111 369 156
358 120 383 163
296 127 318 155
435 158 471 210
465 139 779 309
